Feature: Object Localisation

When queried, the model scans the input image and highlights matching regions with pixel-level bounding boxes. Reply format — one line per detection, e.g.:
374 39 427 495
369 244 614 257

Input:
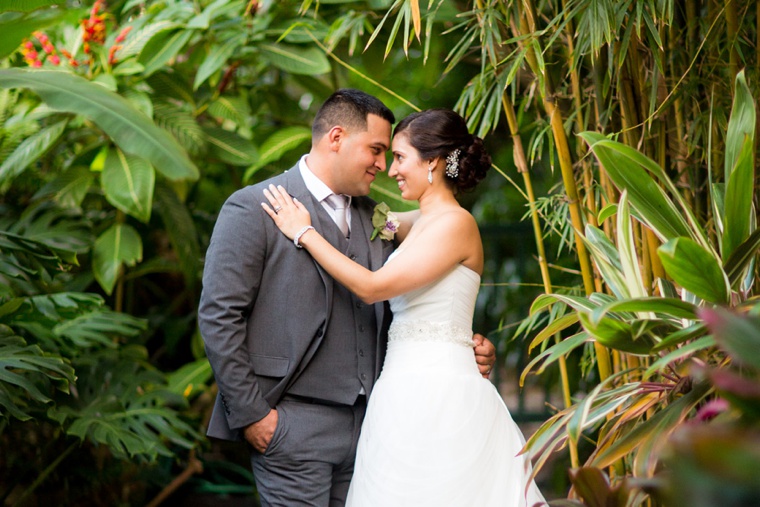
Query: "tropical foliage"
1 0 758 505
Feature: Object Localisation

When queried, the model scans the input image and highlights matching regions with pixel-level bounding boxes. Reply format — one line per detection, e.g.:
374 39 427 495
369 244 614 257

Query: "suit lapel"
283 168 334 302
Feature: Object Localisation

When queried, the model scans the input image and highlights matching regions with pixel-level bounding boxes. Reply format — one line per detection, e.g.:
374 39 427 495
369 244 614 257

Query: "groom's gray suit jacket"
198 166 394 441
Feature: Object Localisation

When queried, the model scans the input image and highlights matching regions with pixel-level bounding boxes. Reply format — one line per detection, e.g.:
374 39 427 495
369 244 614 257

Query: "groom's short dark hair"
312 89 395 140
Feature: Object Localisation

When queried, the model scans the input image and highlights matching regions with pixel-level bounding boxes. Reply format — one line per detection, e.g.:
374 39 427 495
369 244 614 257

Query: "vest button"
350 254 357 260
359 349 364 357
359 325 365 332
361 373 367 380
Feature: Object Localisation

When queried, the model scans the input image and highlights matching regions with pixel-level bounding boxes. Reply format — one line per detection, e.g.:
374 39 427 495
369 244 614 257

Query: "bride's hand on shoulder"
261 184 312 241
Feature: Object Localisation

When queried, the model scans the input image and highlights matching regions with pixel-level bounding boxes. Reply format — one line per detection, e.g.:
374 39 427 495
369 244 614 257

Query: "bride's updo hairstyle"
393 108 491 193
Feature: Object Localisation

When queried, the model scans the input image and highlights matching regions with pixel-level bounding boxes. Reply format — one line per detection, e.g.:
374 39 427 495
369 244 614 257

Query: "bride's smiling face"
388 134 429 200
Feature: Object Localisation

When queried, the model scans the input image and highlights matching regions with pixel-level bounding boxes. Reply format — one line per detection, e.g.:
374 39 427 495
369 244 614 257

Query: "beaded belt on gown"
387 320 475 348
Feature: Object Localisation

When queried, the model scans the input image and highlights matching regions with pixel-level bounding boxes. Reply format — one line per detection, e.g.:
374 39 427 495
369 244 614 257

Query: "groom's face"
333 114 391 196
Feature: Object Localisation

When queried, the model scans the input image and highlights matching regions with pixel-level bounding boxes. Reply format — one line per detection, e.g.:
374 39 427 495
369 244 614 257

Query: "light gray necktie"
325 193 349 238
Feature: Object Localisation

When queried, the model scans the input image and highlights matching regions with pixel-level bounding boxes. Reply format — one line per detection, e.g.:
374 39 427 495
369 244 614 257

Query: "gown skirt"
345 338 546 507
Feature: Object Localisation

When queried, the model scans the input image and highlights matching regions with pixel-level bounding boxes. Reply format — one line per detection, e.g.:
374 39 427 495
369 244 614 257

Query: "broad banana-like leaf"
102 148 155 223
93 224 143 295
0 119 67 186
259 42 331 75
204 126 258 166
722 135 755 261
244 126 312 182
0 69 198 181
700 307 760 371
658 237 730 304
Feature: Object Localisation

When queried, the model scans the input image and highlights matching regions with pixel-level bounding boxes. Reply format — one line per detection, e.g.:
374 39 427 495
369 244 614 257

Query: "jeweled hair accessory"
445 148 461 179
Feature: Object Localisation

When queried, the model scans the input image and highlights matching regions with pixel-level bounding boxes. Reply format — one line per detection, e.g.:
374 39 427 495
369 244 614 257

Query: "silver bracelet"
293 225 315 249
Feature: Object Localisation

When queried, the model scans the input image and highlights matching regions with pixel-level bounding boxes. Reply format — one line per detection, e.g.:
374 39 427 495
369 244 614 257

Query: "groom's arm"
199 187 272 432
473 334 496 378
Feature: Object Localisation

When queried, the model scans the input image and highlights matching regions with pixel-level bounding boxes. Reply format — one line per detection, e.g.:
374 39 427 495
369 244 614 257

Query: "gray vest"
287 201 378 404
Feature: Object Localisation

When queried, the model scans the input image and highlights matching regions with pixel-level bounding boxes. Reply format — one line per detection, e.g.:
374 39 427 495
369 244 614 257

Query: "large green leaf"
0 0 64 11
259 42 331 75
92 224 143 295
724 71 756 182
0 119 67 186
204 126 258 166
581 132 703 246
579 313 657 355
592 297 698 322
616 192 648 300
194 33 246 90
658 237 730 304
700 307 760 371
53 309 147 348
117 20 181 60
244 126 311 181
32 165 94 209
138 28 194 77
0 9 79 59
722 135 755 261
101 148 155 223
0 69 198 181
724 228 760 287
0 329 75 421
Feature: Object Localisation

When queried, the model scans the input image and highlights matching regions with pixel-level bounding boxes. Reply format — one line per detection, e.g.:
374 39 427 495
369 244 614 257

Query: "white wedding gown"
346 257 546 507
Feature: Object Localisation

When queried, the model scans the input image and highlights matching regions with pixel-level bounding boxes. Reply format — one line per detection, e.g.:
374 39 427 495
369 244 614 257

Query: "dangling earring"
427 164 433 184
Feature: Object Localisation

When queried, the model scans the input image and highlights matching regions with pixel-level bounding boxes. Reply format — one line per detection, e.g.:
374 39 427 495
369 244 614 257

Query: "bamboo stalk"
724 0 740 84
516 0 611 381
502 93 579 469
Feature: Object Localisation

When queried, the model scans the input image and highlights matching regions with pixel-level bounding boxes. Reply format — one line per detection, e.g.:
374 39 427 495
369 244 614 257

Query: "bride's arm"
262 185 480 304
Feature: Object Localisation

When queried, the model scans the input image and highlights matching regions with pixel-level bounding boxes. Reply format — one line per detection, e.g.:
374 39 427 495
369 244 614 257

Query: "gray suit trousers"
251 397 367 507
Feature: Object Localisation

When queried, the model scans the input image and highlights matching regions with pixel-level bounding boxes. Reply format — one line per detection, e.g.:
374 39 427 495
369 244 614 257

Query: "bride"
262 108 545 507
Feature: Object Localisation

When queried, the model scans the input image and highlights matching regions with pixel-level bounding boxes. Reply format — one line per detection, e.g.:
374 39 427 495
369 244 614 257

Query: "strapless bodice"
386 250 481 347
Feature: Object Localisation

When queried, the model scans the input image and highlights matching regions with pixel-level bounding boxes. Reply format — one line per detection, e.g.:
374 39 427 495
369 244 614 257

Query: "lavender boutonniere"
370 202 399 241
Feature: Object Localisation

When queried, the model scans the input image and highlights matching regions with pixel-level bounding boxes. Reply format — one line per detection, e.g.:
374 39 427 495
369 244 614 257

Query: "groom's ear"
327 126 346 151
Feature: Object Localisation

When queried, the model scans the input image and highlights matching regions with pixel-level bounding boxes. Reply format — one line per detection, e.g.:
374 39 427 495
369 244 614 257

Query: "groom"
198 89 495 506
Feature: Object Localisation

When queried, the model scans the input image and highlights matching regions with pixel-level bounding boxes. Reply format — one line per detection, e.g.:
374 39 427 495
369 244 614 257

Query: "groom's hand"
244 408 279 453
473 334 496 378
